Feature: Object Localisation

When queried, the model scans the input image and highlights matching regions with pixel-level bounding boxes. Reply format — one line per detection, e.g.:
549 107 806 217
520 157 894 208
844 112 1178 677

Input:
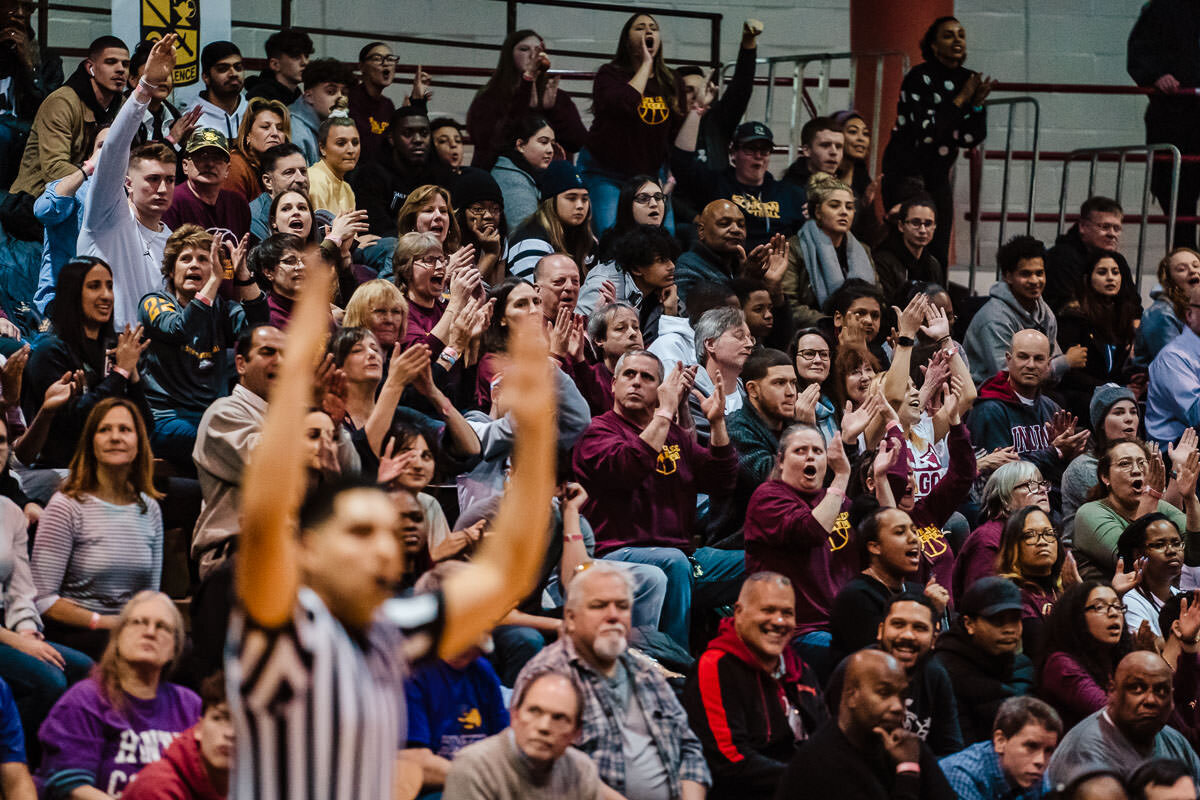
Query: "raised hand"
1177 449 1200 498
1112 556 1146 596
142 32 177 88
388 343 430 389
923 576 949 613
827 432 851 478
1061 550 1082 588
1045 410 1076 443
1169 427 1198 473
560 481 588 513
794 383 820 424
376 439 418 489
1146 446 1167 494
548 305 573 359
410 65 433 102
598 280 617 308
656 363 690 416
841 392 883 444
919 302 952 342
42 371 81 411
321 368 348 425
1065 344 1088 370
697 377 727 426
762 233 788 290
168 105 203 149
894 293 928 339
0 344 29 408
917 349 951 411
111 324 148 377
873 437 901 478
1178 593 1200 648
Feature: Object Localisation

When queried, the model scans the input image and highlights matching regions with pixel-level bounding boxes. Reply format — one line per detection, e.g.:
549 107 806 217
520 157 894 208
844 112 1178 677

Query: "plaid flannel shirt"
516 637 711 798
939 740 1048 800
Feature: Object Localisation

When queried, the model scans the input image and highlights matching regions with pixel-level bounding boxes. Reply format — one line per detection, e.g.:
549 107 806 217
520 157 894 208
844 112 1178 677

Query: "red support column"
849 0 952 175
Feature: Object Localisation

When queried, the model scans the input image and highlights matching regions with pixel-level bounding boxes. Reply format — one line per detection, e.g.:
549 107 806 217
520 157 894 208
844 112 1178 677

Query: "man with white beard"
513 563 712 800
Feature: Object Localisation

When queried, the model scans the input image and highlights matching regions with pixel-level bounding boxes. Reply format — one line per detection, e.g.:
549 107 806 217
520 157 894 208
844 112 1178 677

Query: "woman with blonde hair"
31 398 164 659
224 97 291 201
1134 246 1200 366
36 590 200 797
343 279 408 356
782 173 877 321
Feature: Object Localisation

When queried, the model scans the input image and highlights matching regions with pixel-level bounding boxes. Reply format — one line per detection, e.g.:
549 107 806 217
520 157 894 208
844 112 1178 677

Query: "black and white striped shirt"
225 587 443 800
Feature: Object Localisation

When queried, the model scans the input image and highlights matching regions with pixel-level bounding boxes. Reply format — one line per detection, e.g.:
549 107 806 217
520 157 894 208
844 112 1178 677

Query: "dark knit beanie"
452 167 503 209
538 160 585 200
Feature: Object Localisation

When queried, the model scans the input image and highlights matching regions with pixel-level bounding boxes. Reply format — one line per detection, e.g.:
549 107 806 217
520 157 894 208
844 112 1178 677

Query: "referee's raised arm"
437 315 556 660
235 247 333 629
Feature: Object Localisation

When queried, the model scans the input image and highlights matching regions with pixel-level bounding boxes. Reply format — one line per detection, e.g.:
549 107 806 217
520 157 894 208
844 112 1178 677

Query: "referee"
225 252 556 800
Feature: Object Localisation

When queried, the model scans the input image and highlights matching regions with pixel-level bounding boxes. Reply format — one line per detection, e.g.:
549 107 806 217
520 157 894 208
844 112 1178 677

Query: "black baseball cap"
733 121 774 147
960 577 1024 618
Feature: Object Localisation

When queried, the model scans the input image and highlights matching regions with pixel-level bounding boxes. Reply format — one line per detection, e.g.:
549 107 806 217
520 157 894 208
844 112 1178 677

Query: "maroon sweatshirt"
744 480 856 635
906 423 978 595
467 79 589 170
122 723 225 800
572 410 737 554
587 63 681 178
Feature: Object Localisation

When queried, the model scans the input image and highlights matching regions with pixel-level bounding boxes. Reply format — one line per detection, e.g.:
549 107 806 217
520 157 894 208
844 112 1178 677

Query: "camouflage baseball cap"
184 128 229 156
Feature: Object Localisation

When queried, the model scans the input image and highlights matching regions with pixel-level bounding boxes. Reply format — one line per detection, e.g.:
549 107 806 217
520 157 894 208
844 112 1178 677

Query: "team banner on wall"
111 0 231 87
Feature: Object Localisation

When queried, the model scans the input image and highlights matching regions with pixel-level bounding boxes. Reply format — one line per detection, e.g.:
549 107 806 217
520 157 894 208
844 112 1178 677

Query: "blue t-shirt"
403 657 508 759
0 676 24 764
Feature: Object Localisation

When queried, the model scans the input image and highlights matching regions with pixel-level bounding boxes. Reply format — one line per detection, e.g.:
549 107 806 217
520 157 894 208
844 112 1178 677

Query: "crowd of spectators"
0 3 1195 799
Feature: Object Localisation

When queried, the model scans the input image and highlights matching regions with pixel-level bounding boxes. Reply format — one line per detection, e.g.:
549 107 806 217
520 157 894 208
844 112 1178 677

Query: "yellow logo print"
828 511 850 552
656 443 681 476
140 0 200 86
916 526 948 560
370 116 390 136
638 96 670 125
457 707 482 730
731 194 781 220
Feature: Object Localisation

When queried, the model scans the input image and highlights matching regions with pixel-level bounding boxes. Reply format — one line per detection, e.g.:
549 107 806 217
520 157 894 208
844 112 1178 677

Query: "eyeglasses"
413 257 448 270
128 617 176 636
278 254 305 271
466 201 501 217
1112 458 1149 472
797 349 830 362
364 54 399 65
1085 602 1127 616
1014 479 1050 494
1146 538 1184 552
904 219 936 229
1020 529 1057 545
633 192 665 204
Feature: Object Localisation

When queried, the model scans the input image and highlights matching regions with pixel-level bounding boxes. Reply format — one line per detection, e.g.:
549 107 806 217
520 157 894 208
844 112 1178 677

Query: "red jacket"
122 723 225 800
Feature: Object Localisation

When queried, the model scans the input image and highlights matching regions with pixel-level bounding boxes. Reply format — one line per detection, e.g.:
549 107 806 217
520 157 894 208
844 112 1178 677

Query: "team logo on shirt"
731 194 781 220
456 707 482 730
370 116 390 135
638 96 670 125
916 525 948 559
1009 424 1051 454
656 443 681 475
828 511 851 551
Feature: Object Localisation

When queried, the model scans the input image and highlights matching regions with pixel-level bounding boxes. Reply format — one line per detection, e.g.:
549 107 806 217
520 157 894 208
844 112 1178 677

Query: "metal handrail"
1057 144 1181 290
967 97 1040 293
722 51 908 164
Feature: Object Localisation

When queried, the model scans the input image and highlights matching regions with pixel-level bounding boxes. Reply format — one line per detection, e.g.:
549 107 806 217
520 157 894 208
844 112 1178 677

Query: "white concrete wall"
56 0 1160 290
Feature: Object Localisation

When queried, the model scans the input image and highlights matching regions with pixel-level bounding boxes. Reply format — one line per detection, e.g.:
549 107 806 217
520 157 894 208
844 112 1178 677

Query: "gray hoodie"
963 281 1068 386
491 155 539 230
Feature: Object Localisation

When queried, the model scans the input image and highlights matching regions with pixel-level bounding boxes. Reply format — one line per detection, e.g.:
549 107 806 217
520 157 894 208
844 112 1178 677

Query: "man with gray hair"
682 572 827 799
573 348 742 650
688 307 752 442
514 562 711 800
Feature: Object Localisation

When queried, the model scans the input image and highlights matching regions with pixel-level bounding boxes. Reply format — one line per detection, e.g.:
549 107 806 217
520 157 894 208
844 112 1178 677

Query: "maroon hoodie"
121 723 225 800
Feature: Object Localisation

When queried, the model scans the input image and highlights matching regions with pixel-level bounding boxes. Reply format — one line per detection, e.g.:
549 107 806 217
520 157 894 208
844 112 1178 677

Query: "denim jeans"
151 407 205 477
0 638 92 754
602 545 743 650
577 149 676 237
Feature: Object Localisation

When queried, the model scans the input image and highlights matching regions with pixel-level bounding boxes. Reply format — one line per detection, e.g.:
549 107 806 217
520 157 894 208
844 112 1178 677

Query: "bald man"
534 253 582 322
967 328 1089 484
1147 282 1200 445
775 650 954 799
683 572 826 799
671 121 806 250
1047 652 1200 789
674 200 746 307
